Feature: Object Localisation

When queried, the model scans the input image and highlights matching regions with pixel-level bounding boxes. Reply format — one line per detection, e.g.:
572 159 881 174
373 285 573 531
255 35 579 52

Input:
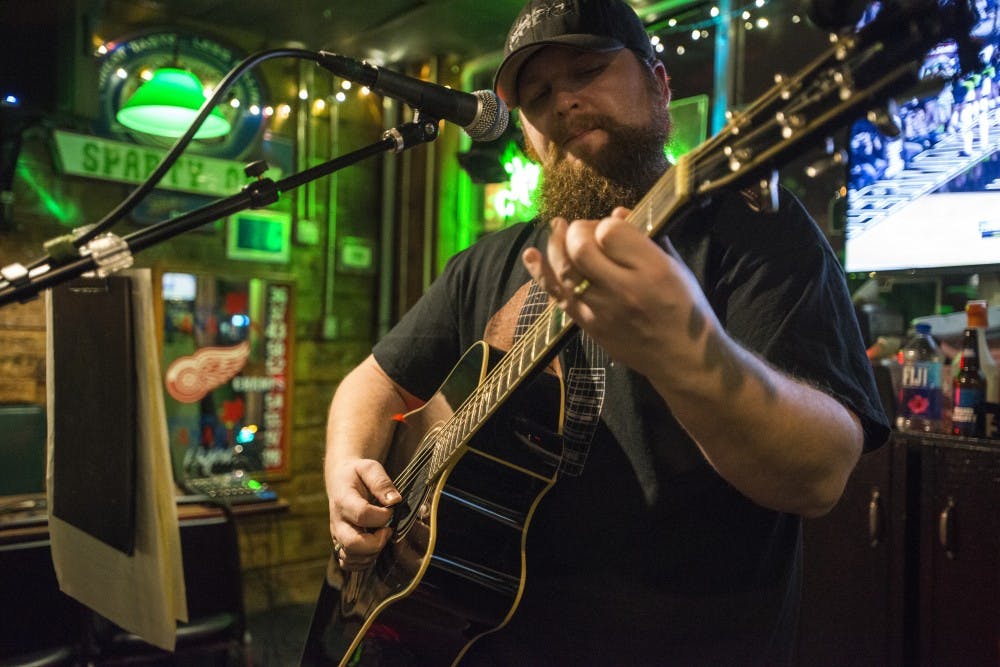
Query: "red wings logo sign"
165 341 251 403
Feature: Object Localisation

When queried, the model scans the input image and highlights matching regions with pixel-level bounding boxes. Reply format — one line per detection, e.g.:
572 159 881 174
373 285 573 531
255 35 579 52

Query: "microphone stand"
0 116 440 308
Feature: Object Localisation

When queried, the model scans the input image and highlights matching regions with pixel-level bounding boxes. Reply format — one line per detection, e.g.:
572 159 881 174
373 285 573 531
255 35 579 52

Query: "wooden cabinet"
917 440 1000 666
797 435 999 667
796 441 907 666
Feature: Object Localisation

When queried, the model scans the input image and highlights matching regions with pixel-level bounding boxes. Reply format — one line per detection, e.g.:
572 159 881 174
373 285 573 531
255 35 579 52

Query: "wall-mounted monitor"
843 0 1000 276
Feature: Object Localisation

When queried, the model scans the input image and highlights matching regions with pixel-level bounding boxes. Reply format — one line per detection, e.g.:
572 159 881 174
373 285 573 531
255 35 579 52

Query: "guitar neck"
426 174 692 482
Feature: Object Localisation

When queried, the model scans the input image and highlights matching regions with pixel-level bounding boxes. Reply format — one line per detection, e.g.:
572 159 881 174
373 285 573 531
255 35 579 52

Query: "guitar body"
302 342 564 666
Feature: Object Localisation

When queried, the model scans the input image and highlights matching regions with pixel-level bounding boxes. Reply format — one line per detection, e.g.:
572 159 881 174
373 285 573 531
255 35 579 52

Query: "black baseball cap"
494 0 655 108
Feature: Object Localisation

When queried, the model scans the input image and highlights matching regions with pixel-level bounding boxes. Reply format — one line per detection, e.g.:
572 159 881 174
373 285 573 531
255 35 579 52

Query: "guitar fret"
555 308 567 343
481 381 494 416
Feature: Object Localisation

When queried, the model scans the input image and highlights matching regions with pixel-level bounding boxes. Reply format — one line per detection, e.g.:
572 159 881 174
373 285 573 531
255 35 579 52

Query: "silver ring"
572 279 591 296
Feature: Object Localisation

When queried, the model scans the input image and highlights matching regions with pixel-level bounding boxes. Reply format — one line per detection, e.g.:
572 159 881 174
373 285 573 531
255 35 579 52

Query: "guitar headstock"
677 0 983 206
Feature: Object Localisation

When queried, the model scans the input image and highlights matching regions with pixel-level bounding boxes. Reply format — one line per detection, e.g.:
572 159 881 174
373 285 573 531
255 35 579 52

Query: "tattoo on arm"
688 307 778 401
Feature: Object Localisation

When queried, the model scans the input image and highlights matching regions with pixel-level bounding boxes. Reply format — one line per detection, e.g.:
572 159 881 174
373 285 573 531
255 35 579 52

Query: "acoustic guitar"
301 6 976 664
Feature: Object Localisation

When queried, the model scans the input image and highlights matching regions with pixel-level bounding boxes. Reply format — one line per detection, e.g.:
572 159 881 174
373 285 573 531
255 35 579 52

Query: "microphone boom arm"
0 118 440 307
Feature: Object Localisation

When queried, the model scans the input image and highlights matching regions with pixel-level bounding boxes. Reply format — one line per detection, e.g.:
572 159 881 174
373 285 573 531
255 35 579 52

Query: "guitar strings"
390 302 562 493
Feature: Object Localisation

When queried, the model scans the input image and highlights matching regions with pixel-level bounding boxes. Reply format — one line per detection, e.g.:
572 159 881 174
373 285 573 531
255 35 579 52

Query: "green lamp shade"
116 68 231 139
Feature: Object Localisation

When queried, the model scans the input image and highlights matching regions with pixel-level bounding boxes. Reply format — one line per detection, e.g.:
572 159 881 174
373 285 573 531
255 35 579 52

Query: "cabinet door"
797 442 904 666
920 445 1000 667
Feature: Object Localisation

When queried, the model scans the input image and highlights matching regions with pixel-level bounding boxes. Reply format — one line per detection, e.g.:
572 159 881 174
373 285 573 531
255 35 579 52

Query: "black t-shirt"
373 189 890 666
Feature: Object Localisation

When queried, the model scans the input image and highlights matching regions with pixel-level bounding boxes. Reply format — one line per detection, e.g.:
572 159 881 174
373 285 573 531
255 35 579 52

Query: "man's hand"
327 457 401 570
522 207 714 382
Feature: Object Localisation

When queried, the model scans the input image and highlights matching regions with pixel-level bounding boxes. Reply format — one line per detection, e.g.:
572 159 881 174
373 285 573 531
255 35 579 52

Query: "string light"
647 0 781 36
643 0 806 56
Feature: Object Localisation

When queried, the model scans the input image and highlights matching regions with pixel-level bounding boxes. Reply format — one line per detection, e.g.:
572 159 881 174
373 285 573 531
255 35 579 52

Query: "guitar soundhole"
392 478 432 540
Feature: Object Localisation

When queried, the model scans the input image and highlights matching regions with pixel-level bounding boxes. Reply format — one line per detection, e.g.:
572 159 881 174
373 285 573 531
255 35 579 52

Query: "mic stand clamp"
384 114 439 153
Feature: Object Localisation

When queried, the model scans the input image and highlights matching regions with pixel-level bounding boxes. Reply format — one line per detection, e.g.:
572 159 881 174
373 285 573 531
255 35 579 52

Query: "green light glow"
16 161 77 225
491 142 539 222
116 68 231 139
247 479 262 490
665 94 709 163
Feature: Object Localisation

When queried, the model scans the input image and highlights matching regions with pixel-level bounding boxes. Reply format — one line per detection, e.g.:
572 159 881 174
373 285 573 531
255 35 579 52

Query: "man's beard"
534 111 671 223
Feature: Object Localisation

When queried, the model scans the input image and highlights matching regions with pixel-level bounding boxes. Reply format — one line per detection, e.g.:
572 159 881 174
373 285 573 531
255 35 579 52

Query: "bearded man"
321 0 889 664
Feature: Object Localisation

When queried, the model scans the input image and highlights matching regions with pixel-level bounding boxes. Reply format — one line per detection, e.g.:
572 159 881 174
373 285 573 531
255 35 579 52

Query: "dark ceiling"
130 0 705 63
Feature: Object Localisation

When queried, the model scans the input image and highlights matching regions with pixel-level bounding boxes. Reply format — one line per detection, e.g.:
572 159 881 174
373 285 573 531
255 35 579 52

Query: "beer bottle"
952 327 987 437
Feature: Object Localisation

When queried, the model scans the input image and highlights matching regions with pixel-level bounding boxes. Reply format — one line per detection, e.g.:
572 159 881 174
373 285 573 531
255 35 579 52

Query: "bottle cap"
966 300 989 329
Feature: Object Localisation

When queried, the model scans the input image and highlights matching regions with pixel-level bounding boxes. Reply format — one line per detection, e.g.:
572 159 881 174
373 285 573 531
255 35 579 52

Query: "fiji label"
899 362 943 419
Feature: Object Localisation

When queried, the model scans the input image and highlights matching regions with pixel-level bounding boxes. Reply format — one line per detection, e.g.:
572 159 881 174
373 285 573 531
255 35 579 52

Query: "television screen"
843 0 1000 275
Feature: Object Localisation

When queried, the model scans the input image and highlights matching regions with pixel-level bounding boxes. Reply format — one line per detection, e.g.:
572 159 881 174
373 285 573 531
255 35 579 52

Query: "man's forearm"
650 330 863 518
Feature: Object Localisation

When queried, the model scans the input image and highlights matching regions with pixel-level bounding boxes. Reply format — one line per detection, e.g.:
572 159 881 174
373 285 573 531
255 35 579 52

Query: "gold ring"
572 279 591 296
332 540 344 557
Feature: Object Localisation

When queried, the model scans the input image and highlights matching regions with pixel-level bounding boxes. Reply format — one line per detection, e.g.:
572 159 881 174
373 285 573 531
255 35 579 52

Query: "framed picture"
226 209 291 263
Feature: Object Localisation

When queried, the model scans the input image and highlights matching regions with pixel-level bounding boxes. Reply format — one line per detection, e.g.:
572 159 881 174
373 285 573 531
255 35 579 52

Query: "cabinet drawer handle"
938 497 957 560
867 489 884 548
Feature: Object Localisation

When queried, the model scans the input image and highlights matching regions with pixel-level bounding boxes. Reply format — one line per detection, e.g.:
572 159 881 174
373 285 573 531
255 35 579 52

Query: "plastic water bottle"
898 323 946 433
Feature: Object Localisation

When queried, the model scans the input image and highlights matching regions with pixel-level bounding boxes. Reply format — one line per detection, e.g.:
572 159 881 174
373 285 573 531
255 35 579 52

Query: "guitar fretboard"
425 166 690 482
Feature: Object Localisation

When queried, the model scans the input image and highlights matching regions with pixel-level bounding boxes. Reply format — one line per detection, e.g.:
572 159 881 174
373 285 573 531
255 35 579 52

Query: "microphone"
316 52 508 142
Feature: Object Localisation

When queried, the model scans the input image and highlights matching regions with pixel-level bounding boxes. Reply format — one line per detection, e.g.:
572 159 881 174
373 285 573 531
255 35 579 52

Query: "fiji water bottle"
898 323 946 433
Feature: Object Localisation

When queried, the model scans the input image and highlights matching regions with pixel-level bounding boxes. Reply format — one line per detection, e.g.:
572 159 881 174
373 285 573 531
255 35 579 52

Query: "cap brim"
494 35 623 108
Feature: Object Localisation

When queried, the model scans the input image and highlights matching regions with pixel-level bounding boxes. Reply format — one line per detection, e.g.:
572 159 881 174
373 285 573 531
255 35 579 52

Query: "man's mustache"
545 113 613 159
